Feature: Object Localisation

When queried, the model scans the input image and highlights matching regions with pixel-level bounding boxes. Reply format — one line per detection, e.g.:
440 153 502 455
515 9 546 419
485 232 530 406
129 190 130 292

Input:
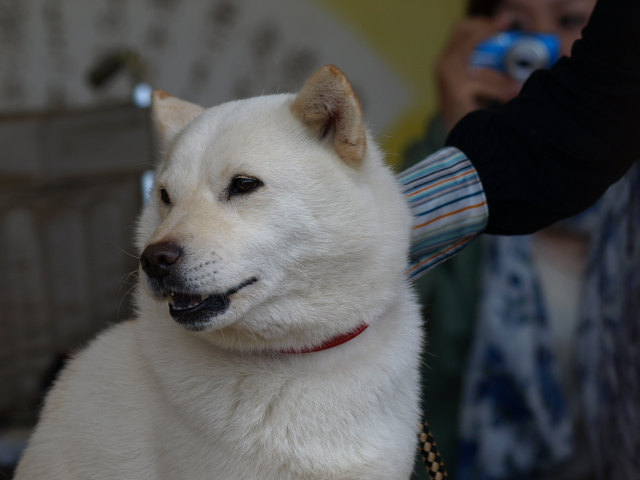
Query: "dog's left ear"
291 65 366 167
151 90 205 152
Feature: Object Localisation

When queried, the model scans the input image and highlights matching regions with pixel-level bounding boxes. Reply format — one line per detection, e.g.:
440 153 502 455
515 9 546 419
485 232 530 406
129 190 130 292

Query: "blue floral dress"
578 163 640 480
456 163 640 480
456 234 574 480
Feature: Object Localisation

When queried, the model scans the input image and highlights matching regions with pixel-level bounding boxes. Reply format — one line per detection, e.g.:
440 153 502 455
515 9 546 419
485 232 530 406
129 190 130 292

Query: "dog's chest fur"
140 300 421 480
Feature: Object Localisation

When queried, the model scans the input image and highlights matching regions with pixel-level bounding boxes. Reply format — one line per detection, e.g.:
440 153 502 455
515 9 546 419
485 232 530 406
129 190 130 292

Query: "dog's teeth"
167 292 176 305
167 293 209 310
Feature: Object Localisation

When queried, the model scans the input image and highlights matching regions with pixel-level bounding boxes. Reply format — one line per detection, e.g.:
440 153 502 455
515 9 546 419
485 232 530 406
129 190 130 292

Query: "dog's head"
136 65 411 352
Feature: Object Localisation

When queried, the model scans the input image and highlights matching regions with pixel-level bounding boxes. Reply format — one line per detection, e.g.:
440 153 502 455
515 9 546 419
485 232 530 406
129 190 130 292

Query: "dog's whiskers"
236 324 245 357
117 283 139 321
105 241 139 259
118 270 139 293
247 326 259 348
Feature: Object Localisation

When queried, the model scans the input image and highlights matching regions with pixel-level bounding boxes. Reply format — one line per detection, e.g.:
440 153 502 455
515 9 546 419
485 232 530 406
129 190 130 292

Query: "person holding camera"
401 1 635 479
403 0 640 477
437 0 595 131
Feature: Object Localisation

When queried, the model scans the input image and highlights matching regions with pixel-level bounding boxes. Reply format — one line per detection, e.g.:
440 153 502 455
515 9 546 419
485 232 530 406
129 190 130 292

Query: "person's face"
494 0 597 56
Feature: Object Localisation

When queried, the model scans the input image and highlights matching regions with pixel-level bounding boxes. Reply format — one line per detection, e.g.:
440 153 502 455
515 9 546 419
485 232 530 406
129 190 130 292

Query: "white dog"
15 65 423 480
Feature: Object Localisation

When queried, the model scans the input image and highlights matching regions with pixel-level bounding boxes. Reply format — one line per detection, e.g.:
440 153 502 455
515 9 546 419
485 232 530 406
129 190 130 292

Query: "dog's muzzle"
140 241 257 330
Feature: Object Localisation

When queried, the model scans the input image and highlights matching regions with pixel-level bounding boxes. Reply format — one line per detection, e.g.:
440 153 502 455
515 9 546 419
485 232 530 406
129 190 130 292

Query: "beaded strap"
419 414 449 480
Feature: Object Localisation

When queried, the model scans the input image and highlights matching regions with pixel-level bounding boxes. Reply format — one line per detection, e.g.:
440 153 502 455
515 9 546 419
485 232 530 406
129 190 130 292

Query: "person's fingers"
437 16 520 129
437 16 511 83
440 68 521 128
470 68 522 102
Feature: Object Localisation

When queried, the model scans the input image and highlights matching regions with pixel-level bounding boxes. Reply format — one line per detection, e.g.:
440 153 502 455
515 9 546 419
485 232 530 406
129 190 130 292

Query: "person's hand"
436 17 522 131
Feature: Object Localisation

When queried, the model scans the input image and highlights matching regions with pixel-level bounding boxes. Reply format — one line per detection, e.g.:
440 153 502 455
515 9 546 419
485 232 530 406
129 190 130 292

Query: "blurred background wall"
1 0 465 158
0 0 464 468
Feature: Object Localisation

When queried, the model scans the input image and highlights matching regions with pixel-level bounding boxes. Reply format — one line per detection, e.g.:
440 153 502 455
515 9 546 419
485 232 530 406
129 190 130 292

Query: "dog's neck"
278 324 369 354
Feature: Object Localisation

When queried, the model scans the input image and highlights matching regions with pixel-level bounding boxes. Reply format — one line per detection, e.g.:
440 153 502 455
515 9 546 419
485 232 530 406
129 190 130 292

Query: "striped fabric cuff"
397 147 488 281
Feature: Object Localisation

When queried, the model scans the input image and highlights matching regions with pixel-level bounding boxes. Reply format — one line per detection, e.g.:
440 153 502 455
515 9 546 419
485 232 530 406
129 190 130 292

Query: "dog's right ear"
151 90 205 152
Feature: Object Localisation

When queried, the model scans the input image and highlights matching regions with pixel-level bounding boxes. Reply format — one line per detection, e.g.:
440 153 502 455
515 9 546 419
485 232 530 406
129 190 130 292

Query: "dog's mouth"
164 277 257 330
167 292 213 311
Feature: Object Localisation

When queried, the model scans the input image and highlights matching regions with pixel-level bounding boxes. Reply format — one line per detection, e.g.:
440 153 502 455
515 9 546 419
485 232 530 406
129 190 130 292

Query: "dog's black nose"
140 242 182 279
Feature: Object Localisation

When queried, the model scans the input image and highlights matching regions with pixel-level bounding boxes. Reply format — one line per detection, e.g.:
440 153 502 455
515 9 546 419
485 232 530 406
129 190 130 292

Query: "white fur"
16 89 423 480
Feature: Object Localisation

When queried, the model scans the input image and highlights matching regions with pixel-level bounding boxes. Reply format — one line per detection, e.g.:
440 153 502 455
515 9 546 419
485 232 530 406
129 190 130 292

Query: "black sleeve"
445 0 640 235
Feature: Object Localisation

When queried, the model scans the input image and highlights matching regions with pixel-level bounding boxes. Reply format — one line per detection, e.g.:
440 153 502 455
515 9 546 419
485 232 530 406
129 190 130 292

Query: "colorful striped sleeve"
397 147 488 281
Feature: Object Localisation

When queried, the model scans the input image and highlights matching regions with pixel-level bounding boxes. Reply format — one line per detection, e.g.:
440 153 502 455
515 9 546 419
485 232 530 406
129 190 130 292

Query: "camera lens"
505 38 551 82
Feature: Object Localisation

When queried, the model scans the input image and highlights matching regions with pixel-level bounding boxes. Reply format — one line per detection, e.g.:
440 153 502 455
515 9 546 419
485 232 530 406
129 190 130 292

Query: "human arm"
403 0 640 275
398 148 487 281
445 0 640 235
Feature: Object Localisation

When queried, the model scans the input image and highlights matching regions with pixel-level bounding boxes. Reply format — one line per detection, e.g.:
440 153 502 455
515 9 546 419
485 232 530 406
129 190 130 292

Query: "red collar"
279 324 369 354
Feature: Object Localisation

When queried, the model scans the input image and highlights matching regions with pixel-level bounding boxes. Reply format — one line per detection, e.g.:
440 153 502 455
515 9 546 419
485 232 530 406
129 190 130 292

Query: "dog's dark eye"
230 177 262 196
160 188 171 205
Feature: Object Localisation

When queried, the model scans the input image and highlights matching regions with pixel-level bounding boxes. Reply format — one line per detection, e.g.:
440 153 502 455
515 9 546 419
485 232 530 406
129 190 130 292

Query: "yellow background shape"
313 0 466 167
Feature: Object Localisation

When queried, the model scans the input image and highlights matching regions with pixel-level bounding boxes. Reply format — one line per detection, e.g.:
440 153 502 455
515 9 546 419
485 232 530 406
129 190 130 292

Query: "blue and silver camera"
470 32 561 82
